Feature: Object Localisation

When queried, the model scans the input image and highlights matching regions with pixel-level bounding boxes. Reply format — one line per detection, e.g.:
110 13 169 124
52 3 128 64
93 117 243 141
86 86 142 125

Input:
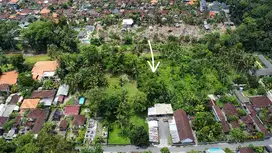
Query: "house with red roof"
73 115 85 128
174 109 195 144
64 105 80 116
250 96 272 110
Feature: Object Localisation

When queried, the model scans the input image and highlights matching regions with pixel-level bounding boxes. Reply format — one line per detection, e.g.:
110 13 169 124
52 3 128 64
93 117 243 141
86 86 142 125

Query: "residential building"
122 18 134 29
245 104 257 116
253 55 272 77
52 109 63 121
0 70 18 85
241 115 255 132
233 89 250 104
20 99 40 110
84 119 97 143
212 105 229 133
168 118 180 144
32 61 58 80
208 1 229 14
174 109 194 144
148 104 173 117
200 0 207 12
238 147 254 153
27 108 49 134
250 96 271 110
64 105 80 116
31 90 56 106
59 119 68 131
223 103 238 116
265 145 272 153
0 117 8 129
56 84 69 96
148 120 159 143
251 115 269 137
73 115 85 128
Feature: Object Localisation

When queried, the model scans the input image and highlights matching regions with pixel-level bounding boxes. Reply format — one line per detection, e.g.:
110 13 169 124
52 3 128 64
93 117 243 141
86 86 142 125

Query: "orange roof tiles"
9 0 17 4
52 12 58 18
20 99 40 109
0 70 18 85
40 8 51 14
32 61 58 80
151 0 157 5
187 0 197 5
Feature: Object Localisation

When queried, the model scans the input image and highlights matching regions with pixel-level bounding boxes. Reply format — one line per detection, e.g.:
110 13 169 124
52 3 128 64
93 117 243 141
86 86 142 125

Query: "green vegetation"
24 55 50 65
108 123 130 144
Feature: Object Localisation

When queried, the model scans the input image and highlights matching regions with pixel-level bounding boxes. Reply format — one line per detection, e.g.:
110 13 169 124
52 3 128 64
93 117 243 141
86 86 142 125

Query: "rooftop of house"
212 105 226 122
27 108 49 119
64 105 80 115
59 119 68 131
233 89 250 103
0 117 8 127
223 103 238 116
56 84 69 96
0 84 10 91
73 115 85 126
40 8 51 14
31 90 56 99
148 103 173 116
239 147 254 153
32 118 45 134
174 109 194 142
32 61 58 80
246 104 257 116
221 120 230 133
252 115 269 136
0 70 18 85
241 115 254 124
20 99 40 109
7 94 20 105
250 96 272 109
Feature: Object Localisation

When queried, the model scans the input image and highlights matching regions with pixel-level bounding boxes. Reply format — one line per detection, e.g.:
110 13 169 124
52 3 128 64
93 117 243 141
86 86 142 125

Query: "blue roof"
79 97 85 105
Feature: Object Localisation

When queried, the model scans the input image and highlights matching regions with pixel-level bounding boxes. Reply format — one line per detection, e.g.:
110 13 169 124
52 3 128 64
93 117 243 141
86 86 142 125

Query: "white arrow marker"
147 40 160 73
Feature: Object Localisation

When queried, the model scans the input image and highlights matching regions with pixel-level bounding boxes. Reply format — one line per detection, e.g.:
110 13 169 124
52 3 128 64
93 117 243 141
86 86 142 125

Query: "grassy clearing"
24 55 50 65
108 124 130 144
106 74 138 99
129 113 148 130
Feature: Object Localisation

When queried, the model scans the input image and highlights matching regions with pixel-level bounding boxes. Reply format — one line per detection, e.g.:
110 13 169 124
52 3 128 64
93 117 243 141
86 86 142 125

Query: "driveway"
158 119 169 147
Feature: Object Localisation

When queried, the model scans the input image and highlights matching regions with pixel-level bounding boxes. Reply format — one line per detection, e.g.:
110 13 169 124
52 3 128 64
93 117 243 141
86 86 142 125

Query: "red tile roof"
251 96 271 109
174 109 194 143
73 115 85 126
230 120 239 128
31 90 56 99
64 105 80 115
246 104 257 116
223 103 238 116
32 118 45 134
27 109 48 119
213 105 226 122
9 94 20 105
241 115 253 124
239 147 254 153
59 119 68 131
252 115 269 136
221 120 230 133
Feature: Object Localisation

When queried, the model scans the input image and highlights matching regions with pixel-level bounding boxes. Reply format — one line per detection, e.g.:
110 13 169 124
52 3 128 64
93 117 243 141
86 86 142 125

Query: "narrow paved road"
77 139 272 152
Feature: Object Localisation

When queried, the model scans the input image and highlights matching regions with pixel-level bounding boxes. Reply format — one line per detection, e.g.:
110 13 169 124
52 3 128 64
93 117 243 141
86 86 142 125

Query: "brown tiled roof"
223 103 238 116
27 109 48 119
32 118 45 134
239 147 254 153
252 115 269 136
0 70 18 85
213 105 225 122
20 99 40 109
13 116 21 127
0 117 8 127
31 90 56 99
0 84 10 91
241 115 253 124
59 120 68 131
251 96 271 109
9 94 19 105
174 109 194 143
73 115 85 126
40 8 51 14
221 120 230 133
246 104 257 116
230 120 239 128
32 61 58 80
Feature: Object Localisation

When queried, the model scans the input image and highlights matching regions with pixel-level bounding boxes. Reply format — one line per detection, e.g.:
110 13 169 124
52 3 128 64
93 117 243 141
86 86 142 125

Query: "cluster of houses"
209 88 272 140
0 60 97 143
